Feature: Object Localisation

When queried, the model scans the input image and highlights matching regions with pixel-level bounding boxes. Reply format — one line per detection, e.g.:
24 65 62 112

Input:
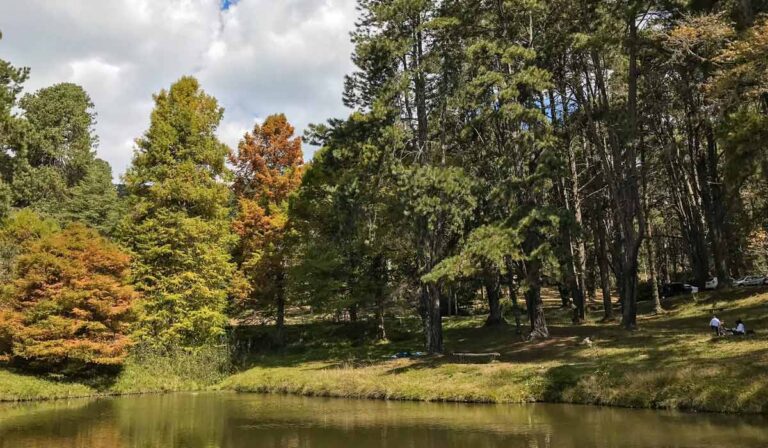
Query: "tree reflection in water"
1 393 767 448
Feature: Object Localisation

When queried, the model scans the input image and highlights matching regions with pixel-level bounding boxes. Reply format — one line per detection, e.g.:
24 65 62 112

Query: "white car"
735 276 766 287
704 277 718 290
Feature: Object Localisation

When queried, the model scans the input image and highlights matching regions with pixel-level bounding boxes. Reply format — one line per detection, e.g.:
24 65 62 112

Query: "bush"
4 223 138 374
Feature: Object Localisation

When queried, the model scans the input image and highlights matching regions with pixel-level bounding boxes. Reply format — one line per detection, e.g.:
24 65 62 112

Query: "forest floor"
222 287 768 414
1 287 767 414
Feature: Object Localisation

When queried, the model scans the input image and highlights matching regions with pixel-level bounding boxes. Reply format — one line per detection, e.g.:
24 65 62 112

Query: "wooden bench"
451 352 501 363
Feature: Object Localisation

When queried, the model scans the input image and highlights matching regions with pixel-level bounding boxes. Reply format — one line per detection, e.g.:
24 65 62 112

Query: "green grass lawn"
2 288 768 413
223 288 768 413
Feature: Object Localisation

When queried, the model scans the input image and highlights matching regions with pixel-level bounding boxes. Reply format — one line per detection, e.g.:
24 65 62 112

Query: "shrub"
4 223 138 373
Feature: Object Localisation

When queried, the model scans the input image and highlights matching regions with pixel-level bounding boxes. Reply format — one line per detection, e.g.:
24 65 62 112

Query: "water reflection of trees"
1 394 767 448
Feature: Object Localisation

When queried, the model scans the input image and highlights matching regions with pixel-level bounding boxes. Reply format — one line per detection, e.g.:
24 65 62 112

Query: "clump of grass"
112 344 232 394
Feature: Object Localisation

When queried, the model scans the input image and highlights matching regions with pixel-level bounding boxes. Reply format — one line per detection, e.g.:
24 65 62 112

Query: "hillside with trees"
0 1 767 413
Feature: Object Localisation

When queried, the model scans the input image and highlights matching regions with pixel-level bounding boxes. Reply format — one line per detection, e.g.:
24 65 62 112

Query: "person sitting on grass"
709 315 722 335
732 319 746 336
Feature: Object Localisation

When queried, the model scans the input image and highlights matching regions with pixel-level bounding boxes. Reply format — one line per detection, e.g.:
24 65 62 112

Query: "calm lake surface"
1 393 767 448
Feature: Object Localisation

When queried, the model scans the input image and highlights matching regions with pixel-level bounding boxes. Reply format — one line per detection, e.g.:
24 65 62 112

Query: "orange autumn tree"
1 223 137 372
230 113 303 344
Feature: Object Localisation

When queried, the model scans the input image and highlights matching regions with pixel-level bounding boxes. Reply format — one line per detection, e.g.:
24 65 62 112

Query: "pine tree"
0 31 29 219
1 81 122 231
124 76 235 347
60 159 124 236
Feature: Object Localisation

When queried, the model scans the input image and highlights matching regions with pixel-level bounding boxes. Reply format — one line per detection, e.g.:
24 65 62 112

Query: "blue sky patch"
220 0 239 11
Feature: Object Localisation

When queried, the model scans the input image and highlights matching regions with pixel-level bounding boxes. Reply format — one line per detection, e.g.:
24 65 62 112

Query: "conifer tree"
124 76 234 347
230 113 303 345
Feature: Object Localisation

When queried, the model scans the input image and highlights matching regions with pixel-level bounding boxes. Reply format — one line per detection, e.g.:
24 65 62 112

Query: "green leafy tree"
399 165 476 350
124 76 235 348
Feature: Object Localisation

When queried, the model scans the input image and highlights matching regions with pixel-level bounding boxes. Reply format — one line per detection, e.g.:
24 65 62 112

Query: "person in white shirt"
709 316 721 335
733 319 746 335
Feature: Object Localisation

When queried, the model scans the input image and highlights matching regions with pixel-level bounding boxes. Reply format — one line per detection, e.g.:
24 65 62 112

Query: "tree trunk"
595 220 613 320
421 283 443 353
645 226 663 314
703 125 730 287
524 259 549 339
484 263 506 326
275 278 286 346
374 255 387 340
619 257 639 329
617 12 644 330
569 139 587 322
376 296 387 341
504 256 523 334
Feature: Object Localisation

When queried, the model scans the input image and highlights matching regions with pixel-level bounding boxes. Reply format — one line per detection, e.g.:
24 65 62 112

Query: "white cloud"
0 0 357 180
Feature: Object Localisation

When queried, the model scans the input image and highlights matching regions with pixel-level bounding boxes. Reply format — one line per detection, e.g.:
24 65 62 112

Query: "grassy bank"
3 289 767 413
0 346 230 402
223 288 768 414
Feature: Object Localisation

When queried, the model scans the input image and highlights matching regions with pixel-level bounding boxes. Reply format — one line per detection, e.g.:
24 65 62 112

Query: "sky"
0 0 358 179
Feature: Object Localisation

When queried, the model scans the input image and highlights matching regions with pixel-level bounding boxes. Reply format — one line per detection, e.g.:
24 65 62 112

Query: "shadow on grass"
0 363 123 393
233 290 768 377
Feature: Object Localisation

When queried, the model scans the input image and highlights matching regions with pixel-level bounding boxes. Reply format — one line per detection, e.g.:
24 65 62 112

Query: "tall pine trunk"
596 220 614 320
617 12 644 330
484 263 506 326
703 125 730 287
504 256 523 334
644 226 663 314
421 283 443 353
525 259 549 339
522 217 549 342
569 139 587 323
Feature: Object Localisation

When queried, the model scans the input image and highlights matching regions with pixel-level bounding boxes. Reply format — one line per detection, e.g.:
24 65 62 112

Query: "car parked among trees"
734 276 766 287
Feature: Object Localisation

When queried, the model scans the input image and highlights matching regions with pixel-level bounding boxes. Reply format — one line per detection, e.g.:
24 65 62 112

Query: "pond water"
1 393 767 448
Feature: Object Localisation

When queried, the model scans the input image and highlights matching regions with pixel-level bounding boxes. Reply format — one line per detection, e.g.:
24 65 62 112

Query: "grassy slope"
2 288 766 412
223 288 768 413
